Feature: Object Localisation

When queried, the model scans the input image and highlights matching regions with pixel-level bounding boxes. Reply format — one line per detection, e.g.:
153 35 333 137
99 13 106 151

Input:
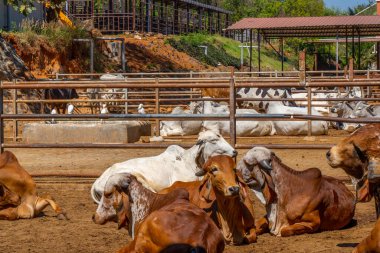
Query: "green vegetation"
9 20 89 50
168 33 296 71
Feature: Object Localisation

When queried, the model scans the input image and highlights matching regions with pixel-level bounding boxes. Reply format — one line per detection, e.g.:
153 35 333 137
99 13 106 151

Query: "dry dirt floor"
0 133 377 253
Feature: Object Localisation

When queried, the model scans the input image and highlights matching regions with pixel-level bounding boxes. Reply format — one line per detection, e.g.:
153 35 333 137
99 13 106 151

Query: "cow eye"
211 167 218 173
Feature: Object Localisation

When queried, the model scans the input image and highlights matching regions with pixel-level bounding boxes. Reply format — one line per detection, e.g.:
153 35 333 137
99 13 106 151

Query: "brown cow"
326 124 380 216
160 155 257 245
238 147 355 237
353 218 380 253
93 173 225 253
0 151 67 220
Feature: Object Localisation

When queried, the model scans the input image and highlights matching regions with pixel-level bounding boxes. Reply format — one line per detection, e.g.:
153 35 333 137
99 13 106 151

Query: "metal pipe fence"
1 70 380 152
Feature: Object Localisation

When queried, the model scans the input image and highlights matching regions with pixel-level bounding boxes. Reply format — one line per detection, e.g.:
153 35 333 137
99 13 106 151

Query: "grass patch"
168 33 296 71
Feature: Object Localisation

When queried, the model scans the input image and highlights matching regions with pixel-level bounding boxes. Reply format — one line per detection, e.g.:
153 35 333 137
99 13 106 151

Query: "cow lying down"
0 151 67 220
353 217 380 253
160 155 257 245
93 173 225 253
238 147 355 237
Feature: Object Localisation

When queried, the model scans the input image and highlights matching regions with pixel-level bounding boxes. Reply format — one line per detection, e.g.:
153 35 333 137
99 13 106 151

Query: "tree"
4 0 64 16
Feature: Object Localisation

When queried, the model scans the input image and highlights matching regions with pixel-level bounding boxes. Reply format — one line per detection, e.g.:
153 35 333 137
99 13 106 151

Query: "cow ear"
353 143 367 163
195 169 207 177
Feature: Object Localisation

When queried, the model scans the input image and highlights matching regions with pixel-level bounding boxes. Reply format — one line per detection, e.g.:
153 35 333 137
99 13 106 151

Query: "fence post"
124 89 128 114
307 86 312 137
229 68 236 148
0 81 4 153
155 78 160 136
349 58 354 82
299 50 306 86
13 89 17 142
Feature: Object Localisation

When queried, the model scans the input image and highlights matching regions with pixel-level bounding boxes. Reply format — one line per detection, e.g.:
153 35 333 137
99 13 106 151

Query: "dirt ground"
0 135 378 253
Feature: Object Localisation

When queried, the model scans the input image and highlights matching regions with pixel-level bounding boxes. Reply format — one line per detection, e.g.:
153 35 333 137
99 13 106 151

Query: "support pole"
249 29 253 72
13 89 17 142
257 30 261 73
229 68 236 148
345 27 348 66
349 58 354 82
90 39 94 74
352 27 355 69
0 84 3 153
299 50 306 86
281 37 284 73
307 86 312 137
358 29 361 70
121 40 126 71
336 34 339 76
155 82 160 136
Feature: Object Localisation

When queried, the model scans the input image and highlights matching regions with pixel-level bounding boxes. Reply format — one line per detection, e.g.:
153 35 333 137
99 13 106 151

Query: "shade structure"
227 16 380 38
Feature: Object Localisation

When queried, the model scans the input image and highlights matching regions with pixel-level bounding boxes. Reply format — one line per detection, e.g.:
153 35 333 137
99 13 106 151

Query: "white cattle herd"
81 74 376 137
160 86 374 137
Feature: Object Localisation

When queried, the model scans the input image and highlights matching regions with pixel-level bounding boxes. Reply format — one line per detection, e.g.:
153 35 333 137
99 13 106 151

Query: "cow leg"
0 207 19 220
35 197 68 219
255 217 269 235
280 211 320 237
240 191 257 243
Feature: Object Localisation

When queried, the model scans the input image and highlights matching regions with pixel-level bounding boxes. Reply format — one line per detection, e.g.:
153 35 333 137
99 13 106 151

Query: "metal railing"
2 69 380 152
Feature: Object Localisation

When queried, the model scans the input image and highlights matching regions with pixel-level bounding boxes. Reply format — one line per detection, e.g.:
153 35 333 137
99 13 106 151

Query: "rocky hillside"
0 35 33 81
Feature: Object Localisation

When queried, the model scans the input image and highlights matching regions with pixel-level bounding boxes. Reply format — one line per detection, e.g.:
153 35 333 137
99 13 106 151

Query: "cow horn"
259 160 272 171
195 169 207 177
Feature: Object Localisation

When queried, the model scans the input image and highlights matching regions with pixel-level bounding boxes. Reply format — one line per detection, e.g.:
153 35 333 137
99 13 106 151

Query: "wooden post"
349 58 354 82
155 79 160 136
124 89 128 114
12 89 17 142
299 50 306 86
132 0 136 31
229 68 236 148
307 86 312 137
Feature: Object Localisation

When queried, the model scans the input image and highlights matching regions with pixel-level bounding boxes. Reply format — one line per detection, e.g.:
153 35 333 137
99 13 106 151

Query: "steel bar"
229 69 236 147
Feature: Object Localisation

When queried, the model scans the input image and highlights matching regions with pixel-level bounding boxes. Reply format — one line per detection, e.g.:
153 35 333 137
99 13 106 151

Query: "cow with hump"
91 130 237 203
237 147 355 237
160 155 257 245
326 124 380 215
0 151 67 220
93 173 225 253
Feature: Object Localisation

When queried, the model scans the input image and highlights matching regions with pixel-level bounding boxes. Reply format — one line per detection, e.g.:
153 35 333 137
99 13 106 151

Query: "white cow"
90 130 237 203
264 101 328 135
330 101 360 132
202 101 276 136
236 87 295 111
351 101 380 118
160 102 203 136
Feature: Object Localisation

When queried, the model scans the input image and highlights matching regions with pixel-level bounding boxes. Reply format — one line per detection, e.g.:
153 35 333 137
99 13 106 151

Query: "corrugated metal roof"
227 16 380 38
180 0 233 15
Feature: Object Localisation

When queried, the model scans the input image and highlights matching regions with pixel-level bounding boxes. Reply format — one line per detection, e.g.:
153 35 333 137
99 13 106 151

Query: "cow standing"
160 155 257 245
93 173 225 253
238 147 355 237
326 124 380 216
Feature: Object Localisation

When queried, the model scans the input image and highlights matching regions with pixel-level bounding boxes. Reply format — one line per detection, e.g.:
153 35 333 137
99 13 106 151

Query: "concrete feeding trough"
22 121 151 144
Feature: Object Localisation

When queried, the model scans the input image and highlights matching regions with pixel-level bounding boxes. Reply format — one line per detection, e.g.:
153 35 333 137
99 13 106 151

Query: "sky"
324 0 374 9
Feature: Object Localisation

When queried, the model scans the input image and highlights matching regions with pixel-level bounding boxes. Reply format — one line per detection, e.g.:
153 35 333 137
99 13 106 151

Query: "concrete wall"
22 121 152 144
0 3 44 31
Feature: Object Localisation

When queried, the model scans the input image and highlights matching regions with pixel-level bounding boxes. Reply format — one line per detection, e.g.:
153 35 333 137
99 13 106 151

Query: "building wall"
0 3 45 31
